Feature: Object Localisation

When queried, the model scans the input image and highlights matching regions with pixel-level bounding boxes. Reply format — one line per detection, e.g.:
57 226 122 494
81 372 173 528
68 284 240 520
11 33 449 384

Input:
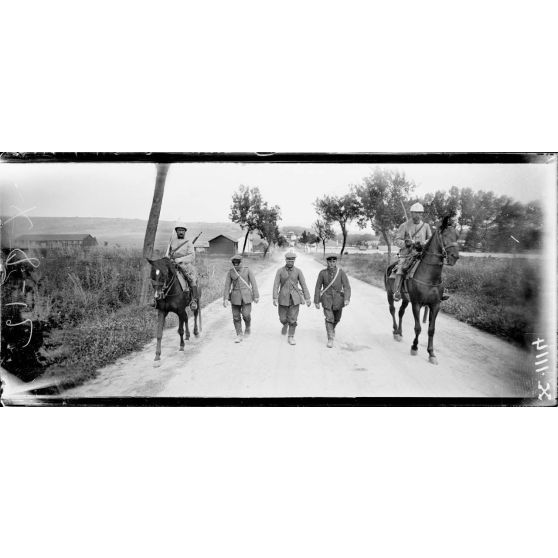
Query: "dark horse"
384 215 460 364
147 257 201 366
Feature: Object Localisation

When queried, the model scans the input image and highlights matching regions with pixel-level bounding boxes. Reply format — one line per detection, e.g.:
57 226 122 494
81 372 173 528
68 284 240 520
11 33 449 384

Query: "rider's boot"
393 274 403 301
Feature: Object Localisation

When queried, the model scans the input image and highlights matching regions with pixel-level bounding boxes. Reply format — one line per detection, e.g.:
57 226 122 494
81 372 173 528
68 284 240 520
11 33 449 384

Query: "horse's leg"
154 310 166 366
193 286 201 336
177 311 185 351
422 306 429 323
427 303 441 365
193 307 199 336
410 302 421 356
182 308 190 341
387 291 399 339
396 299 409 340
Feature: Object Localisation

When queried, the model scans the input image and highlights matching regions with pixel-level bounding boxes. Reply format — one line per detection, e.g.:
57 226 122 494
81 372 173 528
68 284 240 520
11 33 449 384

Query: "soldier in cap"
272 251 312 345
223 254 260 343
314 253 351 348
166 223 200 309
393 203 432 301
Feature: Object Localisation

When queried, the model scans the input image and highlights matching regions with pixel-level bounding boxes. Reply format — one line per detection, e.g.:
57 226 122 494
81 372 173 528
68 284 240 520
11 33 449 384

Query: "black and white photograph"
1 153 556 405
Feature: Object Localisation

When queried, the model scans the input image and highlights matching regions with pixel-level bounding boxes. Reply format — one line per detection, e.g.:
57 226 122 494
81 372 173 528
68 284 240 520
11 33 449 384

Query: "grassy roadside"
2 248 277 391
318 253 540 347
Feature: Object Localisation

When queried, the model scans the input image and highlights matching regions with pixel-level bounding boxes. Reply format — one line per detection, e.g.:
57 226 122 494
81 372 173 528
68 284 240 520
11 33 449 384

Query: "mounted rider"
393 203 432 302
166 223 199 310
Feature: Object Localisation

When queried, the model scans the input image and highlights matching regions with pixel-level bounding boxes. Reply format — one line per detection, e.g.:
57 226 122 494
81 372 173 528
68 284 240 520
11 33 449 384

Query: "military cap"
325 253 338 261
231 255 242 263
285 251 297 259
174 222 188 231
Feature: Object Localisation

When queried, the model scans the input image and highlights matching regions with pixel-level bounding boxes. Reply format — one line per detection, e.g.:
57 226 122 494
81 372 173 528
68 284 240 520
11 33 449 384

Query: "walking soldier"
272 251 312 345
314 254 351 348
223 255 259 343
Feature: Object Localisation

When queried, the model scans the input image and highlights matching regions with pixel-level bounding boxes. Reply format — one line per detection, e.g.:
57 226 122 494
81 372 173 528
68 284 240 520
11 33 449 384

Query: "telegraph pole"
141 163 170 303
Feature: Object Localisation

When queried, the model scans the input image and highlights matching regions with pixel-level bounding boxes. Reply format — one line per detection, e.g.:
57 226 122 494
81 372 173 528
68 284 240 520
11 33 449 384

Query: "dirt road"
61 251 536 399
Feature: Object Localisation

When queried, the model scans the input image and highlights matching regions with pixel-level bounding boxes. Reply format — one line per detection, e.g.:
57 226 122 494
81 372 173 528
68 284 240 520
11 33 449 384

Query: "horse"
384 214 460 364
147 257 202 366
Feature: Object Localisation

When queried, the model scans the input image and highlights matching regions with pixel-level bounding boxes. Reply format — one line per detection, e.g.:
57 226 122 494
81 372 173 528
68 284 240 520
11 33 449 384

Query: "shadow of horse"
384 214 460 364
147 257 201 366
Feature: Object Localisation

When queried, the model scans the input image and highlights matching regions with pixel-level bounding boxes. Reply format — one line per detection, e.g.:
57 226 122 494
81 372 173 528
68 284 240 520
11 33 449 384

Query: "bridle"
420 228 458 266
151 265 178 301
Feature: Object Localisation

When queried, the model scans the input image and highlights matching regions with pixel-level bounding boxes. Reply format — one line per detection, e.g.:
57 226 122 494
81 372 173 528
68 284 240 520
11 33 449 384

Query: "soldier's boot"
281 323 288 335
393 274 403 301
326 322 335 348
244 319 251 336
288 324 296 345
189 285 199 311
233 318 243 342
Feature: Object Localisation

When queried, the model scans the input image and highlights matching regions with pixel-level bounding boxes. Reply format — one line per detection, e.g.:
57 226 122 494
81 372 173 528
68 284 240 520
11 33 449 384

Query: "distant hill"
1 216 262 252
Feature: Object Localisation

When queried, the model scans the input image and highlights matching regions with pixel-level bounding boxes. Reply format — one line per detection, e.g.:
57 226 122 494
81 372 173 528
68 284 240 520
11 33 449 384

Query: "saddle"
172 264 190 293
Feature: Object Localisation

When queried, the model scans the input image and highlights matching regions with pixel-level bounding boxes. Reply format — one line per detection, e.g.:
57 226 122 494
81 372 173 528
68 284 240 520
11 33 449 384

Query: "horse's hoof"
179 346 184 351
393 334 402 342
153 360 161 368
194 330 199 337
429 356 438 365
410 349 418 356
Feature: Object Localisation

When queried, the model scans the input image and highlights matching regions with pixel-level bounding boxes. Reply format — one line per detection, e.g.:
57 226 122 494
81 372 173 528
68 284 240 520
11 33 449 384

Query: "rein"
410 227 458 287
152 265 182 300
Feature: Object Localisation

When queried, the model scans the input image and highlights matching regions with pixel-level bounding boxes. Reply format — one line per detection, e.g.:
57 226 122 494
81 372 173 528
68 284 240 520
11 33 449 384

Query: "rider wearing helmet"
393 203 432 301
166 223 199 310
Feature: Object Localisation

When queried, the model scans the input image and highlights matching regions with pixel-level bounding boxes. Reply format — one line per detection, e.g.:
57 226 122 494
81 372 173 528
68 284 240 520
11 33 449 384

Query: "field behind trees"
1 247 274 390
326 253 540 347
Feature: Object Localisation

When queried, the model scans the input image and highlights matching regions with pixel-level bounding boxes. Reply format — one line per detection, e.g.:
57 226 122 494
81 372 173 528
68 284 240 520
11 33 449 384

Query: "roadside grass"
322 253 540 347
3 247 277 391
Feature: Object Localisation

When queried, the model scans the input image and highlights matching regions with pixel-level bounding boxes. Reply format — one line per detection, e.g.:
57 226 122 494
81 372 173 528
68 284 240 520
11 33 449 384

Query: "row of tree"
312 167 543 258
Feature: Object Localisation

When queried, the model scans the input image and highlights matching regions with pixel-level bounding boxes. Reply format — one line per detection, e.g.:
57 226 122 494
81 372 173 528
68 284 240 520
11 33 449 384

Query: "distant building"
193 239 209 253
15 234 98 252
208 234 239 256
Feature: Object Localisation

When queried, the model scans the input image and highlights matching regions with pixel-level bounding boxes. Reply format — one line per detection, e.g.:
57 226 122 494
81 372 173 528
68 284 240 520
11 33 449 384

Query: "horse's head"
439 214 460 266
147 257 174 301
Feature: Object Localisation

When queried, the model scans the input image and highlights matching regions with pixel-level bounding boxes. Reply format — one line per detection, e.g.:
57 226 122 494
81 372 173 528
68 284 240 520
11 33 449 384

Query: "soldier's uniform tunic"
394 219 432 274
166 236 198 285
272 265 311 336
223 265 259 335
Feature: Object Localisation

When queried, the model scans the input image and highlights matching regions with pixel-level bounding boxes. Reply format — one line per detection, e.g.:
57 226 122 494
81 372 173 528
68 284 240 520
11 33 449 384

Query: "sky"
1 161 555 233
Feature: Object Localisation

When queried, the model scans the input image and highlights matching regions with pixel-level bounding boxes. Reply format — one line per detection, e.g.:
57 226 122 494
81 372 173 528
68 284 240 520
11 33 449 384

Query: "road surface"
58 251 537 399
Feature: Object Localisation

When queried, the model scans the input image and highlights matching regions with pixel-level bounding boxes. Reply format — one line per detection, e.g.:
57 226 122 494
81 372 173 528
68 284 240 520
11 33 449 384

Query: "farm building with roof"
15 234 98 252
207 234 239 255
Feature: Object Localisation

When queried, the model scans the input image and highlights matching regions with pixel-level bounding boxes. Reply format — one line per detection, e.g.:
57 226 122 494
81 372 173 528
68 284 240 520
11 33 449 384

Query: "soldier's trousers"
278 304 299 335
176 262 198 284
232 303 252 335
323 307 343 339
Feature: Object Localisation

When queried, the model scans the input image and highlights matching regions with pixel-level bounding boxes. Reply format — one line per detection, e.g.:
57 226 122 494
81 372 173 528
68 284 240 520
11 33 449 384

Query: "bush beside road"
3 248 276 391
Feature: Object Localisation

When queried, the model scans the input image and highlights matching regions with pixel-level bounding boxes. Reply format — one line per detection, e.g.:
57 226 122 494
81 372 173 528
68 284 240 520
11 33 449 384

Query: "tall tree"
312 219 335 257
355 167 415 263
141 163 170 304
256 203 281 257
229 185 263 254
314 192 361 256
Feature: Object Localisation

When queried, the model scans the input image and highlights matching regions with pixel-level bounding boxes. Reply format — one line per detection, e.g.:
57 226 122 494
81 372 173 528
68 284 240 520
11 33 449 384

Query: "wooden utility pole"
140 163 170 304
